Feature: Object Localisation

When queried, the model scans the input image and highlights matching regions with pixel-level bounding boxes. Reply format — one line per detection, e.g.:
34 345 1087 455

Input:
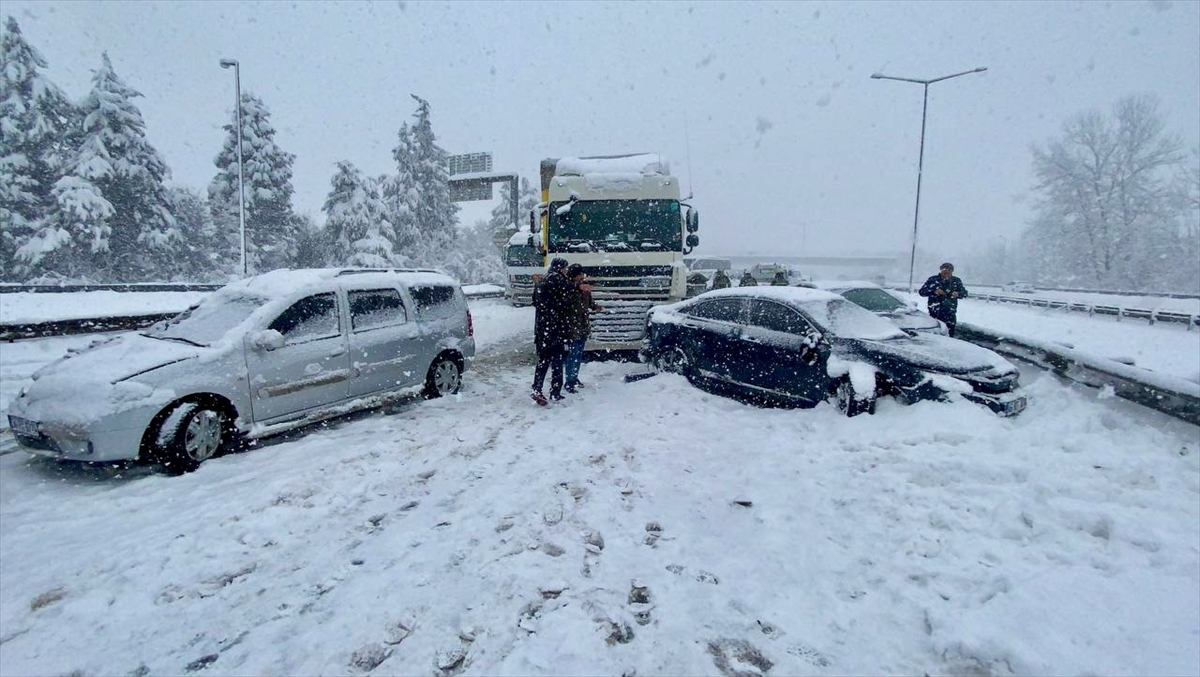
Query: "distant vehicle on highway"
748 262 795 284
1002 281 1036 294
813 281 947 335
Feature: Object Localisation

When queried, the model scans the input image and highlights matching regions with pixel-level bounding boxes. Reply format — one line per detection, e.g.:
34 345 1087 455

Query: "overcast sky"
6 0 1198 260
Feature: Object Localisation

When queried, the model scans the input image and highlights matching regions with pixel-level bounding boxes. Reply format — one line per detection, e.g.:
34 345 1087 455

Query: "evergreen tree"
292 212 330 269
22 53 176 281
209 92 297 274
323 160 396 267
382 125 420 258
0 16 75 281
166 186 227 281
407 95 461 269
488 176 539 235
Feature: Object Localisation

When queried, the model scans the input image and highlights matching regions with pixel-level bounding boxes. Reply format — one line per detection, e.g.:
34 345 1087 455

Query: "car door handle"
328 347 347 357
743 336 762 343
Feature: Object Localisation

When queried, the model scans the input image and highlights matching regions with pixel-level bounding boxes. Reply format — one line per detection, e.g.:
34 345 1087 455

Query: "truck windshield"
548 199 682 253
505 245 542 266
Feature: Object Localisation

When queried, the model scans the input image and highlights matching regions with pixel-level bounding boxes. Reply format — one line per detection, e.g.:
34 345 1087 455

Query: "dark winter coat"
739 273 758 287
918 273 969 321
566 282 601 341
533 270 576 354
711 270 731 289
770 272 789 286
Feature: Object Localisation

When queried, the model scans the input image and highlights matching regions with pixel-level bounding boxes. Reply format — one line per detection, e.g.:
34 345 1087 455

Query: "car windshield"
505 244 542 266
837 287 905 312
548 199 682 253
799 298 907 340
144 293 265 346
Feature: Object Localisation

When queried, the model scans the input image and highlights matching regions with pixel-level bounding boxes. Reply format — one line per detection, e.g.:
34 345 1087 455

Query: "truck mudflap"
586 299 661 350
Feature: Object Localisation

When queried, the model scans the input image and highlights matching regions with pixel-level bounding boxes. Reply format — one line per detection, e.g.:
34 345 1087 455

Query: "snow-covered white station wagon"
7 268 475 472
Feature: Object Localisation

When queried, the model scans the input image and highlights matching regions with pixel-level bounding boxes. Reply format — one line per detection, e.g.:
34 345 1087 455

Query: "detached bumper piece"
963 390 1027 417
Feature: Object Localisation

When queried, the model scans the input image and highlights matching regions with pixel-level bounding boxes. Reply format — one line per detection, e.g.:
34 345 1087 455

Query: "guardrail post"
1088 304 1094 318
1149 309 1156 326
1117 307 1123 322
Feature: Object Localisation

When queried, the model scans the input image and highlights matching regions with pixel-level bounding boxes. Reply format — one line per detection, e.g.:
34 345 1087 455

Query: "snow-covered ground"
969 286 1200 316
0 297 1197 676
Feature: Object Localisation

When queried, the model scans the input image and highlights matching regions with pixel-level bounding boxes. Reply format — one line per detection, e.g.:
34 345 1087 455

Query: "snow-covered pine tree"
21 53 177 282
323 160 396 268
209 92 298 274
166 186 227 281
0 16 76 281
382 124 421 260
488 176 539 234
406 95 462 273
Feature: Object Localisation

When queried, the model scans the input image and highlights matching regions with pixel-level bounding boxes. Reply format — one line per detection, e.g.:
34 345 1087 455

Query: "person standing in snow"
770 270 789 286
711 269 732 289
919 262 969 337
563 263 602 393
739 271 758 287
531 257 574 405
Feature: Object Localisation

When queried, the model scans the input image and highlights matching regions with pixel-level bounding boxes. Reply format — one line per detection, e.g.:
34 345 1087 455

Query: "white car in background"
813 281 948 335
7 268 475 472
1002 281 1036 293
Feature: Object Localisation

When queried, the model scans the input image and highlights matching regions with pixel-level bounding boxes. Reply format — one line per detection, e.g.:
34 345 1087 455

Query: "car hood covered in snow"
31 333 202 385
840 332 1017 377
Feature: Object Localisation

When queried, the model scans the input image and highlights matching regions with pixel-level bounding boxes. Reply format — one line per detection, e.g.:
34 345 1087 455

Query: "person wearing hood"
530 257 574 405
711 269 731 289
739 271 758 287
770 270 789 286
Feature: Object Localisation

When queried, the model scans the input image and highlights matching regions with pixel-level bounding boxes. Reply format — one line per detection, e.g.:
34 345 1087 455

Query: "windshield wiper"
142 333 205 347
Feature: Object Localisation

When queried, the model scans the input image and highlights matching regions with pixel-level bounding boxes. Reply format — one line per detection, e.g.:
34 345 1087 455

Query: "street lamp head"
219 59 238 69
870 73 883 79
974 66 988 73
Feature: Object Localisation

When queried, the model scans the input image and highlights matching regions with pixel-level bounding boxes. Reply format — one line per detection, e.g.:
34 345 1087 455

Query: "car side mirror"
249 329 286 351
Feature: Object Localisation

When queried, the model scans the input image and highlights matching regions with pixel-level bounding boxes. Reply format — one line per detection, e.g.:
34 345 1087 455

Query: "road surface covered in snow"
0 298 1197 676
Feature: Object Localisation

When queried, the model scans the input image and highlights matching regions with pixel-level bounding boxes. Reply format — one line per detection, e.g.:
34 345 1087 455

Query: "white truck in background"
503 230 544 306
531 154 700 352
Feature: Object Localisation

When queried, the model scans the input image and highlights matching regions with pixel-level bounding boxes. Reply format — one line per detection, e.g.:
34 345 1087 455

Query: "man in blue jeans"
564 263 602 393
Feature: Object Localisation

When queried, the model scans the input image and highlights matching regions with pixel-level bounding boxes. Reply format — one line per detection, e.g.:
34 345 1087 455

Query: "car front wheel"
835 378 876 417
156 402 230 473
654 344 696 377
424 354 462 398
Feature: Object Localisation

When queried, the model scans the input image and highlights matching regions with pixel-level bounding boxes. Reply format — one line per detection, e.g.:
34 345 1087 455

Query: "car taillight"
467 310 474 337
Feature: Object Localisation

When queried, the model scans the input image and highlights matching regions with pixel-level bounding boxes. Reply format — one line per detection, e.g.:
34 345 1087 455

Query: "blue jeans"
564 338 586 386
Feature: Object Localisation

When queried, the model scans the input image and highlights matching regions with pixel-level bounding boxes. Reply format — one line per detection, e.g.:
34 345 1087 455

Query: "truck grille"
590 300 659 343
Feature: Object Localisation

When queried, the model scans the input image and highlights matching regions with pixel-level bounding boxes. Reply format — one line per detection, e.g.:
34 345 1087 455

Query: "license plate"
8 416 39 436
1004 396 1027 416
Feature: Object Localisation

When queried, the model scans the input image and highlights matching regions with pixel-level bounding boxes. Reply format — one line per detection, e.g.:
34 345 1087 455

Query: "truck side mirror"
686 234 700 248
686 210 700 233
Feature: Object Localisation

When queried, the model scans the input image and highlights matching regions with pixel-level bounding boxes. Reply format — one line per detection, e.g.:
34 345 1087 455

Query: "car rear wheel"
835 378 876 417
156 402 230 473
424 354 462 398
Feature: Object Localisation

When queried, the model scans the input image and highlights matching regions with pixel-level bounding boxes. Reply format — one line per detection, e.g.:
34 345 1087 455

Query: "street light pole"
871 66 986 293
219 58 247 277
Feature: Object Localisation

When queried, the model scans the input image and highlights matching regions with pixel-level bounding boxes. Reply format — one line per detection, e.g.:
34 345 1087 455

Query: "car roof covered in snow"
695 286 843 304
219 268 459 300
810 280 886 291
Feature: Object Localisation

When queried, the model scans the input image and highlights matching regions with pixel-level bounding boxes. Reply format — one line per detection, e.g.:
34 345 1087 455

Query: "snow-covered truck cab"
533 154 700 352
504 231 544 306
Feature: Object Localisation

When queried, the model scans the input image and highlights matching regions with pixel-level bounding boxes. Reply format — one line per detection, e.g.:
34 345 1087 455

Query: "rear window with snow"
349 289 407 331
409 285 460 320
799 299 906 341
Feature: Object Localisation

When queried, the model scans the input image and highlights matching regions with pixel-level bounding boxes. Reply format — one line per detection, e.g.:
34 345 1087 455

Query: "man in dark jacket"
531 258 574 405
563 263 602 393
711 269 731 289
919 262 968 337
770 270 789 286
739 271 758 287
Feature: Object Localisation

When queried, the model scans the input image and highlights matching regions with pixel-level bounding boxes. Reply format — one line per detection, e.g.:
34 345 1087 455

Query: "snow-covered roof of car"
811 279 887 288
219 268 458 300
698 286 842 303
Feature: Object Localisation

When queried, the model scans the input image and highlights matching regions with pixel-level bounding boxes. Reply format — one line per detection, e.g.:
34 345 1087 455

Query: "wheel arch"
138 393 240 460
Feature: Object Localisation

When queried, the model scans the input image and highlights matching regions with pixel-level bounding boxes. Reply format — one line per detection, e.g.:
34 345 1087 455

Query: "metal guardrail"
0 287 506 341
970 293 1199 329
958 324 1200 425
978 284 1200 300
0 283 225 293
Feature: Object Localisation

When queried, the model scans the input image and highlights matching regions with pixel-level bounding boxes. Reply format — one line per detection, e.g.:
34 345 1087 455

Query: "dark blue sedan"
641 287 1027 417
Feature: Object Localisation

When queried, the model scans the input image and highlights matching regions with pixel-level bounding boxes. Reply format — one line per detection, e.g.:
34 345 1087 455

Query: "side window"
748 300 813 335
686 298 744 323
409 285 458 319
349 288 407 331
268 293 340 343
